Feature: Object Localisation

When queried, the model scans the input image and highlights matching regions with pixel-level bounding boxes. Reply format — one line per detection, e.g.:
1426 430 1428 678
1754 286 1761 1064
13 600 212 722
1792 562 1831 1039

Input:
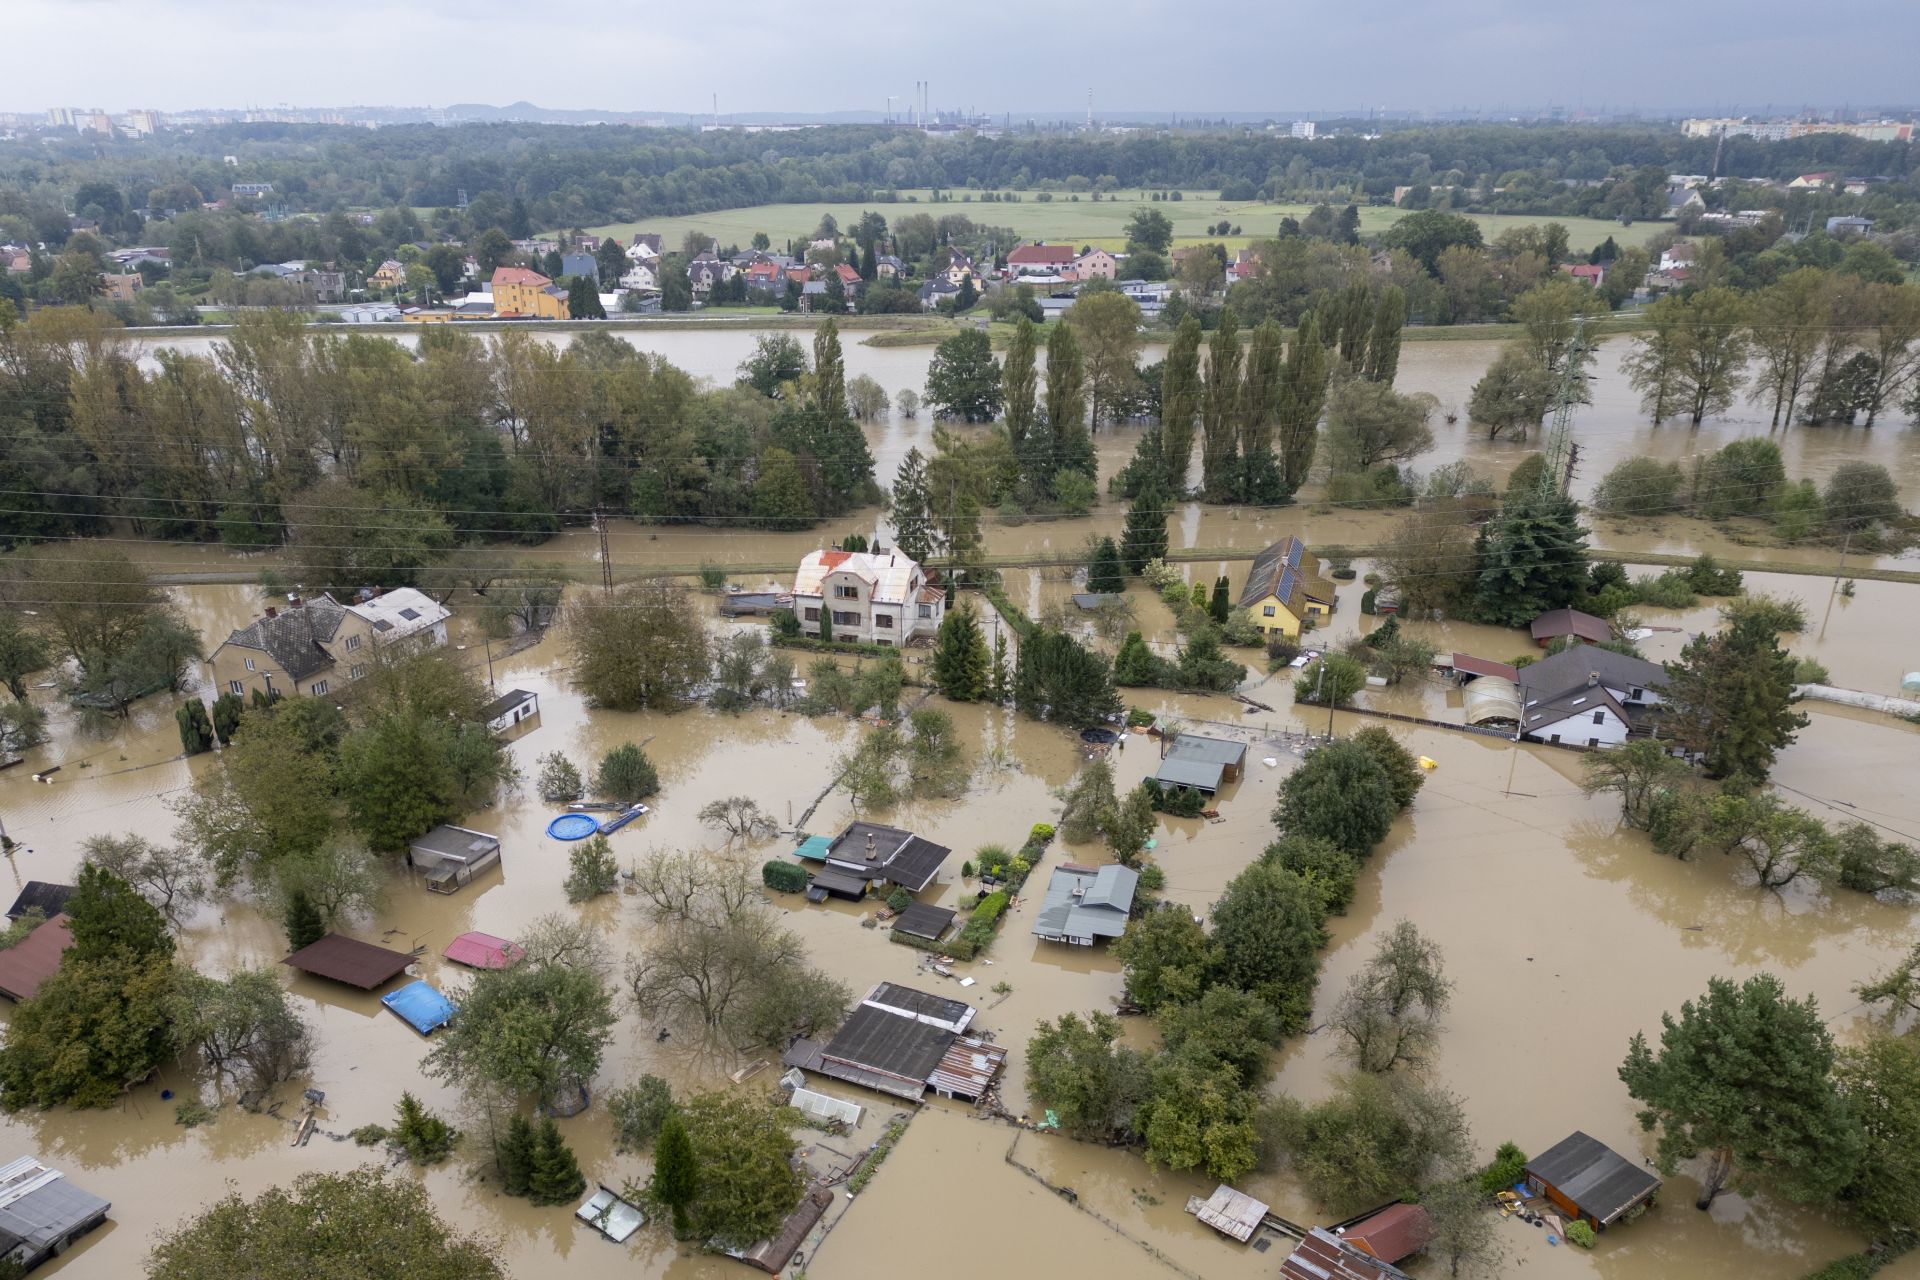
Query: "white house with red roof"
792 548 943 645
1006 242 1076 277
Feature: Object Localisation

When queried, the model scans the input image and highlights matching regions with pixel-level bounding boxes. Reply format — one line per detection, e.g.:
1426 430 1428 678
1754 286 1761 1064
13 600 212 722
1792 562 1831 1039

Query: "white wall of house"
1525 705 1632 748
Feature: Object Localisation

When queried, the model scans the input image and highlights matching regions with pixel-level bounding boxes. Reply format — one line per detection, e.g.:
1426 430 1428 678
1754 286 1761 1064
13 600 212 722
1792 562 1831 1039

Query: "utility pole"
1561 441 1581 495
595 509 613 594
1819 528 1852 636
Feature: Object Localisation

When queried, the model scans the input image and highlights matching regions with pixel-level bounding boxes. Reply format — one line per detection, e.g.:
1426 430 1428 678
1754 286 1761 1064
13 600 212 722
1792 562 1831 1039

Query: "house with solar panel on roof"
207 587 450 702
1239 536 1337 640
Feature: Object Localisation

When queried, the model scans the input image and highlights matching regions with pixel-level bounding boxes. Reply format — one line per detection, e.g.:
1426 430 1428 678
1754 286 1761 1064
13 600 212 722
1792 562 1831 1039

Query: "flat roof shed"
283 933 415 990
1188 1184 1269 1243
1524 1131 1662 1227
816 1004 954 1101
1154 734 1247 795
443 932 524 969
891 902 955 941
0 1158 110 1268
0 915 74 1002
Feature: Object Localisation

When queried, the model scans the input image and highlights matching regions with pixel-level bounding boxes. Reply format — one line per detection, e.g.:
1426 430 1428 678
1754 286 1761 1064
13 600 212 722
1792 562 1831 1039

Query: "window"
1630 687 1643 700
1549 734 1561 744
228 680 243 695
1588 738 1600 747
875 638 891 646
917 603 933 618
1592 711 1605 725
351 665 365 679
833 610 860 627
874 615 893 629
311 681 328 696
1262 605 1276 617
834 584 858 599
345 634 361 652
244 657 256 671
804 607 820 622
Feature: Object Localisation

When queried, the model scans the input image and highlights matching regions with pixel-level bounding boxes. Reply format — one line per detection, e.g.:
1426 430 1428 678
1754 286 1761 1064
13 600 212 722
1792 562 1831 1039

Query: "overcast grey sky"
13 0 1920 116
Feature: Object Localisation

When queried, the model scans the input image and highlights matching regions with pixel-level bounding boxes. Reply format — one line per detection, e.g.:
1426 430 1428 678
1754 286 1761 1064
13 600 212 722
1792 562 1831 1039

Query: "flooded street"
3 325 1913 1278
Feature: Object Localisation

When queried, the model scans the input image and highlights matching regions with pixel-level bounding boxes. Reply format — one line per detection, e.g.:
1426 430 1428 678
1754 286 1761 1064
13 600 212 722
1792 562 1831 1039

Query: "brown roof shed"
282 933 415 990
0 915 74 1002
738 1184 833 1274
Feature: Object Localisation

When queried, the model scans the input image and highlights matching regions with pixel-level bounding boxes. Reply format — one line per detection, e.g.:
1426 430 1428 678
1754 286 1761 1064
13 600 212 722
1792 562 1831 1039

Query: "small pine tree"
1087 538 1125 595
527 1118 586 1206
394 1091 458 1164
930 603 991 702
990 631 1011 704
818 602 833 644
1209 576 1230 623
497 1113 535 1196
1120 483 1170 574
650 1112 700 1237
176 700 213 755
283 889 325 951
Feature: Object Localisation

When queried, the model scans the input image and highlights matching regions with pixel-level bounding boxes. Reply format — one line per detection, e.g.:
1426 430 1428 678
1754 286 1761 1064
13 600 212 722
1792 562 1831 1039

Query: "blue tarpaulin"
793 835 832 863
381 980 455 1035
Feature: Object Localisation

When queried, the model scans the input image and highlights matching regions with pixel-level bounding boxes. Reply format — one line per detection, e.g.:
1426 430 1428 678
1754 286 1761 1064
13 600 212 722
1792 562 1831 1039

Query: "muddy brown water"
5 571 1920 1273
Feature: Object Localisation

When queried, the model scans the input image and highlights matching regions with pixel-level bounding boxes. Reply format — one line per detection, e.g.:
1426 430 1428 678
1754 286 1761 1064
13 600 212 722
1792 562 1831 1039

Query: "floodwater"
4 574 1919 1279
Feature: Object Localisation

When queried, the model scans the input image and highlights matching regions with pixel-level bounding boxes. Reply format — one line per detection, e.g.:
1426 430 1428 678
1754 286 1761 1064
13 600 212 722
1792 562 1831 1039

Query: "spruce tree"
930 603 991 701
888 448 939 566
1109 424 1166 500
1201 308 1242 499
497 1113 535 1196
1471 485 1591 627
1159 315 1203 492
527 1118 586 1206
990 631 1011 704
1364 286 1406 384
284 889 325 951
817 600 833 645
1278 313 1329 492
1662 614 1809 781
650 1112 700 1238
1087 538 1125 594
1120 482 1170 575
859 240 876 281
1209 576 1230 624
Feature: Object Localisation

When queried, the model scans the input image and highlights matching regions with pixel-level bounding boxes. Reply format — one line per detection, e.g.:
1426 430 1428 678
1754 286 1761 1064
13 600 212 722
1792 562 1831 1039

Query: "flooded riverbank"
4 567 1918 1277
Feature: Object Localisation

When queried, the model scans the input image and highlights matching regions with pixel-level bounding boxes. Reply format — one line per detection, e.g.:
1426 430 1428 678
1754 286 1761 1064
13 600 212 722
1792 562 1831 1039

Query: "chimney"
865 832 877 863
264 606 277 619
1588 671 1599 687
289 597 303 609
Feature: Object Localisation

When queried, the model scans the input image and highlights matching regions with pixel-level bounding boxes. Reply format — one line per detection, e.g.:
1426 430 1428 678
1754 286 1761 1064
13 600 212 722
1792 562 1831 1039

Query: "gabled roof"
0 915 73 1002
1033 863 1138 941
1240 536 1335 613
1008 243 1075 264
1450 653 1519 682
481 688 537 721
864 982 972 1030
4 883 73 921
1344 1203 1434 1264
283 932 414 989
794 549 925 606
1529 607 1611 644
834 263 861 283
1520 681 1630 733
491 266 553 288
819 1003 953 1090
1525 1131 1661 1224
1519 644 1667 699
443 932 524 969
892 901 956 940
1282 1227 1414 1280
218 595 349 680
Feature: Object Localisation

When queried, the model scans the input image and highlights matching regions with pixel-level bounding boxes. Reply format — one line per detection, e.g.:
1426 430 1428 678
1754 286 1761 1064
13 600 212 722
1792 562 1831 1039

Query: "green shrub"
1027 823 1056 845
1720 592 1807 634
1265 836 1360 915
697 563 728 589
960 860 975 878
1792 657 1830 685
885 888 912 914
953 890 1010 958
174 1098 214 1127
1564 1221 1595 1249
1630 571 1696 609
1476 1141 1528 1195
1125 707 1155 728
1142 778 1206 817
1684 555 1742 596
769 608 802 639
350 1124 389 1146
596 743 660 804
762 860 808 893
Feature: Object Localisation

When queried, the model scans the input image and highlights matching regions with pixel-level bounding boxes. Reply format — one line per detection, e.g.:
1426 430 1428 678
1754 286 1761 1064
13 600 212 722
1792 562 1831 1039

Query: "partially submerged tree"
170 967 314 1092
80 834 206 924
631 1091 803 1249
1331 920 1452 1073
1025 1012 1152 1142
567 579 711 710
1263 1071 1471 1213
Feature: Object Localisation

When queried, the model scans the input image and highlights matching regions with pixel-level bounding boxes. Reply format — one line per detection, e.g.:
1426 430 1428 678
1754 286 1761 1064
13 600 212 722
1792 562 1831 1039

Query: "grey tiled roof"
220 596 347 681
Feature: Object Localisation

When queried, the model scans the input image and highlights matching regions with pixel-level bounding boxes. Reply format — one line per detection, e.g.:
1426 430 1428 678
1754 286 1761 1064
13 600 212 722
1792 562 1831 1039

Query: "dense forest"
3 122 1915 246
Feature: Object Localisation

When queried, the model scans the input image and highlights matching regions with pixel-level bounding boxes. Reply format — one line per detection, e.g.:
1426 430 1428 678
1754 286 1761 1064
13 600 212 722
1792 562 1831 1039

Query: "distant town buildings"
1682 116 1915 143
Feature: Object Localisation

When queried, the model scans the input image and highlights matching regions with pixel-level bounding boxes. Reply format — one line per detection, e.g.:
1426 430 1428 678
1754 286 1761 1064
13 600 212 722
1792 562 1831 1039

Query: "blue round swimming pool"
546 813 600 841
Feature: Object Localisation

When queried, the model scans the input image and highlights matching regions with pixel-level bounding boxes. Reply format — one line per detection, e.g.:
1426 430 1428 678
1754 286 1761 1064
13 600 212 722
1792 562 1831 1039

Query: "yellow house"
1239 536 1337 639
370 258 405 288
490 266 569 319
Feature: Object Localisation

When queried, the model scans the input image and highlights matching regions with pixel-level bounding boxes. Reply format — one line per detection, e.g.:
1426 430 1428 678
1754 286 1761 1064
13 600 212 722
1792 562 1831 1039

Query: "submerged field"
576 189 1659 256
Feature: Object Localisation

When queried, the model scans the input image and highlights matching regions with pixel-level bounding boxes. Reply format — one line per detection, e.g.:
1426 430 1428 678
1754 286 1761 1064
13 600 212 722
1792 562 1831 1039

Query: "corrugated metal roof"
1192 1184 1268 1242
1525 1131 1661 1224
1462 675 1522 725
1155 757 1227 792
793 549 924 605
927 1036 1007 1100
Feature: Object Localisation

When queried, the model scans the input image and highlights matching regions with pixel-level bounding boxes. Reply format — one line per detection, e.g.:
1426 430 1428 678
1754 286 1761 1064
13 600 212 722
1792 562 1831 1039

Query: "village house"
370 258 405 288
1561 262 1606 287
802 819 951 899
833 262 863 301
686 252 729 298
1657 242 1695 274
100 272 143 302
559 252 597 281
1281 1227 1414 1280
406 824 503 894
512 238 559 257
490 265 568 319
618 260 659 292
874 253 904 278
917 276 961 310
792 547 943 645
782 983 1006 1103
1153 733 1248 796
1516 644 1668 749
1073 247 1118 280
1032 862 1138 945
628 233 663 258
1239 536 1337 638
206 588 450 701
482 688 539 734
1006 242 1076 277
742 259 785 294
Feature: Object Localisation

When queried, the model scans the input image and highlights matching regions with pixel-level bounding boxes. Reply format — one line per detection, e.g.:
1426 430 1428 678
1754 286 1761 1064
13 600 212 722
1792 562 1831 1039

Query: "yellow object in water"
1417 756 1438 770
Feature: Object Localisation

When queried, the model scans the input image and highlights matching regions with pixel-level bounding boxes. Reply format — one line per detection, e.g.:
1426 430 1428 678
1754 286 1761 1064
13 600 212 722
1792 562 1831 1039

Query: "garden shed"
1523 1131 1661 1228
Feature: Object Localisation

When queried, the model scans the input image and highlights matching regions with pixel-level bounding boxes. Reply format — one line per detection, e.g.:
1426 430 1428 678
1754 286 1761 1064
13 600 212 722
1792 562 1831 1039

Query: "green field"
574 190 1659 257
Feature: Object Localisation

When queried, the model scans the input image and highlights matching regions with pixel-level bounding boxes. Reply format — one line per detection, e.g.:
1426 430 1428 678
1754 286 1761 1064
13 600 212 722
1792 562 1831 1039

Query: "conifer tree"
990 631 1010 704
1087 537 1126 594
1201 308 1242 499
888 448 939 566
527 1118 586 1206
650 1112 700 1237
1278 313 1329 492
1120 483 1170 575
496 1113 535 1196
1003 316 1039 453
1159 315 1203 492
1209 576 1230 623
1337 281 1373 371
930 603 991 701
817 601 833 645
1471 485 1591 627
1662 614 1809 781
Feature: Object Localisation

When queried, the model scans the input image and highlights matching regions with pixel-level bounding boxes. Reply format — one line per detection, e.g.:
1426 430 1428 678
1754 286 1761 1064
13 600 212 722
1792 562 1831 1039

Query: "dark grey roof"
0 1170 108 1259
1164 734 1247 767
1518 645 1667 701
828 821 911 865
808 867 871 898
480 688 537 720
821 1004 953 1083
1155 757 1227 792
825 823 950 891
220 596 348 681
892 902 956 940
868 983 971 1026
406 825 499 862
1519 682 1630 733
1525 1131 1661 1224
882 836 951 892
1033 863 1137 941
1071 593 1122 610
4 882 73 921
1240 536 1303 607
